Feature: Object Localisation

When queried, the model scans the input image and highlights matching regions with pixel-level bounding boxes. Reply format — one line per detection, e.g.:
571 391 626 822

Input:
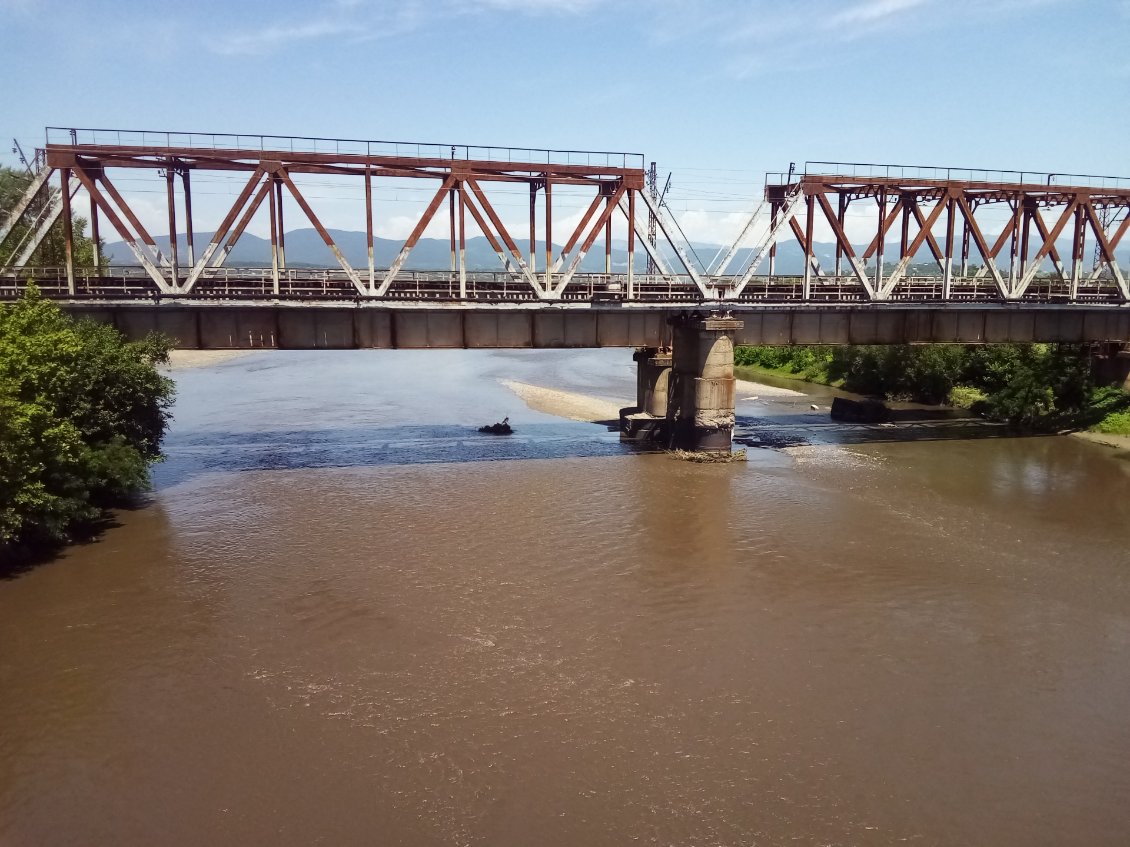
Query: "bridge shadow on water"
152 421 635 489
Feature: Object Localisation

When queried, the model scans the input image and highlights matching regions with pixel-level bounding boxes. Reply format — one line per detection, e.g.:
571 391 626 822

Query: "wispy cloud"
646 0 1070 79
829 0 929 27
210 0 610 56
467 0 603 11
213 19 354 56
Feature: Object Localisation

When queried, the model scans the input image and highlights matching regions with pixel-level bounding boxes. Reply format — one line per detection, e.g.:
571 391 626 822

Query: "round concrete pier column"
669 314 744 451
621 347 674 443
633 347 672 417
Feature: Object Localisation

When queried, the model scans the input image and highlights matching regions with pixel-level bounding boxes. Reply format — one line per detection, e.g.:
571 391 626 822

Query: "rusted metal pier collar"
669 313 745 333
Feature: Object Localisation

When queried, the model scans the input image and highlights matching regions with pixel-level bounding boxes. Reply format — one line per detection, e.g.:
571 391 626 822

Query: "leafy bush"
736 341 1130 432
1092 412 1130 435
734 345 833 381
948 385 987 408
0 288 174 551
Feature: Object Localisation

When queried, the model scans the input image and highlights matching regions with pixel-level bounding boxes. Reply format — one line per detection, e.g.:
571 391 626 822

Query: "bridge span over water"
4 129 1130 450
2 127 1130 349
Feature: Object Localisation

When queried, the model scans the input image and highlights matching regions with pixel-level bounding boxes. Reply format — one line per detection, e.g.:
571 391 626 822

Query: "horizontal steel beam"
46 302 1130 349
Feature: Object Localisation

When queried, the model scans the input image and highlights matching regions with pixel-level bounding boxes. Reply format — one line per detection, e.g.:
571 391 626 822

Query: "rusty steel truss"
0 128 720 303
735 163 1130 304
2 134 1129 307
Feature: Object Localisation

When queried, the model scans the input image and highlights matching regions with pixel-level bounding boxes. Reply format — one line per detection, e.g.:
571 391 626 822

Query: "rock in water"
478 416 513 435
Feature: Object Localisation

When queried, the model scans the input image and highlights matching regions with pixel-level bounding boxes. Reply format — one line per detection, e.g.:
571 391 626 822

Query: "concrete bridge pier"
669 314 744 451
1091 343 1130 390
620 313 743 452
619 347 673 443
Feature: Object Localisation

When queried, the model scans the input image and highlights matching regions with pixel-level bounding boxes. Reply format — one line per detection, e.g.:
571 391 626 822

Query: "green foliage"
1092 411 1130 436
0 288 174 551
734 345 834 381
948 385 987 409
735 341 1130 432
824 345 965 403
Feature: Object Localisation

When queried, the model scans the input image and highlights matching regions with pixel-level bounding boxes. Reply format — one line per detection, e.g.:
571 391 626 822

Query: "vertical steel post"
458 182 467 299
166 164 178 288
545 178 552 291
960 214 971 277
943 196 955 300
605 188 613 275
627 187 635 299
768 201 779 278
276 178 286 271
803 191 815 300
90 192 102 278
449 185 457 276
1008 194 1021 294
1071 204 1085 300
529 182 537 273
900 195 911 264
365 165 375 294
834 194 846 278
61 168 75 295
268 175 280 295
1019 200 1032 282
876 189 886 293
182 169 195 268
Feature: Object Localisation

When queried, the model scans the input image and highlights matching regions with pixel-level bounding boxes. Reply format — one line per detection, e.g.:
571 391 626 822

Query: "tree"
0 288 174 552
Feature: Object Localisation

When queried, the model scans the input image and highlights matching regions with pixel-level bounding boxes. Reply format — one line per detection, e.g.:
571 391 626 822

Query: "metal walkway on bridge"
2 127 1129 307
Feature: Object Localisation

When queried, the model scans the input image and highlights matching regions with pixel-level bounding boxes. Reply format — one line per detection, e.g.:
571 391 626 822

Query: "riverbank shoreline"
1071 430 1130 453
165 350 254 370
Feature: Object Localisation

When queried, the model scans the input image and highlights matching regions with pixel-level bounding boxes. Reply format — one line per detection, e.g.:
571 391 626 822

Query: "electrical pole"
647 161 657 275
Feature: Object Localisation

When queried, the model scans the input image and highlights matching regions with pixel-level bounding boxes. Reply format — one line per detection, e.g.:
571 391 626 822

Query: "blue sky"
3 0 1127 244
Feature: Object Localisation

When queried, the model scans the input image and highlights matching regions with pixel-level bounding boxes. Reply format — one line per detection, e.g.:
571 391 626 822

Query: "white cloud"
209 0 611 56
467 0 603 11
829 0 929 27
212 18 355 56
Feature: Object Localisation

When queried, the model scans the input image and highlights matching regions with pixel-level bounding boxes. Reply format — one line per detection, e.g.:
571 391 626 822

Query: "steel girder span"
2 132 1129 309
730 163 1130 305
0 127 712 303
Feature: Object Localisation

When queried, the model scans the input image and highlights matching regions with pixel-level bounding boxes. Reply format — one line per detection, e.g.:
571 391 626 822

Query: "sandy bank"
503 375 805 425
1072 431 1130 453
502 380 625 423
165 350 254 371
734 378 805 398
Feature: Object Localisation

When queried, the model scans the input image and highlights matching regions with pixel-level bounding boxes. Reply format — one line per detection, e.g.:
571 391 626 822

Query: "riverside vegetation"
2 164 174 560
735 343 1130 433
0 289 174 559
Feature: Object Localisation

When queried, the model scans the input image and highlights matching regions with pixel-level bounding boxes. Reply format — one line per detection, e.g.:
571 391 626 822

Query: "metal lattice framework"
727 163 1130 304
3 135 1130 307
0 128 715 302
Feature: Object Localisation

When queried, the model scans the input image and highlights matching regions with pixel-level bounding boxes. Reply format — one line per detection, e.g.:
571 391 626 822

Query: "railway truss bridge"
2 127 1128 312
4 128 1130 450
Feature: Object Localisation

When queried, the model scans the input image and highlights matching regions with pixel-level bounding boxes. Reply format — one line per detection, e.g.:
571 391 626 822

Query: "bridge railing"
764 162 1130 191
44 127 645 170
5 267 1124 305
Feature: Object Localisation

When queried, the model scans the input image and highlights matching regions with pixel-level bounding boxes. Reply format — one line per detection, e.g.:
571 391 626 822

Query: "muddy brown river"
2 349 1130 846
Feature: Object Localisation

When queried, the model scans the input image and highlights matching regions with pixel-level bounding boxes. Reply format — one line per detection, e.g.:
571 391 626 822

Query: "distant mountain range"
104 228 1126 275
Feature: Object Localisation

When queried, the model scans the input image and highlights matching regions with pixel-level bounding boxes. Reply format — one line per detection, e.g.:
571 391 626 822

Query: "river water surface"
2 349 1130 846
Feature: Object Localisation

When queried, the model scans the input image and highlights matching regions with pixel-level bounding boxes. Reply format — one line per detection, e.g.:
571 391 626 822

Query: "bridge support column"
669 314 743 452
619 314 743 452
620 347 672 443
1091 343 1130 390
